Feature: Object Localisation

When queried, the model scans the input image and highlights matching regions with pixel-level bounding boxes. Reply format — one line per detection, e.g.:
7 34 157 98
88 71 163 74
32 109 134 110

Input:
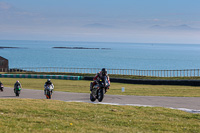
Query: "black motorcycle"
0 84 3 92
90 76 110 102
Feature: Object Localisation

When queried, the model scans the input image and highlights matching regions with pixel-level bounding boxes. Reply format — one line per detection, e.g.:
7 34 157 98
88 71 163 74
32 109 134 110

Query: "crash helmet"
47 79 51 82
101 68 107 76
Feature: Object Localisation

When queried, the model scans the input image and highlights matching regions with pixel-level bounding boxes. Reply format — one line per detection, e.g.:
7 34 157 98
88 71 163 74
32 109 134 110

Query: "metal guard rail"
2 67 200 77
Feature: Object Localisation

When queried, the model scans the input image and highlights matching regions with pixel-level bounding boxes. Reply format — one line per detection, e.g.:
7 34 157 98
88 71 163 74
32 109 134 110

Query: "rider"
90 68 110 91
0 81 3 86
14 80 22 93
44 79 54 95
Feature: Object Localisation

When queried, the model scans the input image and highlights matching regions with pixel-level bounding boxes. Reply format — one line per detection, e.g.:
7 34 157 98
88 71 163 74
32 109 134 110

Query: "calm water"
1 40 200 70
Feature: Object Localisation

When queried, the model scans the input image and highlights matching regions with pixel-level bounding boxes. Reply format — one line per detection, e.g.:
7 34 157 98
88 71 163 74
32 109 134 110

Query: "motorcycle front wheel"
97 89 104 102
46 90 51 99
16 91 19 96
90 93 96 102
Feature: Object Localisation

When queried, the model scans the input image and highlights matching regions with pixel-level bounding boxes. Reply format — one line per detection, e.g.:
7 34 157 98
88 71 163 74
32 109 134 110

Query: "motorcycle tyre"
16 91 19 97
46 90 51 99
90 93 96 102
97 89 104 102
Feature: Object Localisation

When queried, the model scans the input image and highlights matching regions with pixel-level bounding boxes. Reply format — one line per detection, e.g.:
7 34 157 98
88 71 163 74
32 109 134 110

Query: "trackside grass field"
1 78 200 97
0 99 200 133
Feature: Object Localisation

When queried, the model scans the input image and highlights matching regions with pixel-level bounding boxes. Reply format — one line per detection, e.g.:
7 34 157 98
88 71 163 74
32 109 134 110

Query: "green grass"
0 99 199 133
1 78 200 97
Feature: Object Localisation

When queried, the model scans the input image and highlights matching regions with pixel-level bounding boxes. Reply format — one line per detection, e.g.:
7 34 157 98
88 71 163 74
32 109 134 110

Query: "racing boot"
90 82 93 91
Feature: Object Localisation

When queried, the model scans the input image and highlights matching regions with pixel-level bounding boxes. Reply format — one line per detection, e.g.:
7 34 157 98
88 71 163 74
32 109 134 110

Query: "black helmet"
101 68 107 76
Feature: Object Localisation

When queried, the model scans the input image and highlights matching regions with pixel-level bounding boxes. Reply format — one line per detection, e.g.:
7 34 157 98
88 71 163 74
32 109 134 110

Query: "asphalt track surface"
1 87 200 113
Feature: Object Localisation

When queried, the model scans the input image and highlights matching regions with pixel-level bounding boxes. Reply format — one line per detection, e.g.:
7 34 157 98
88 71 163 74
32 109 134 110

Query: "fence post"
167 70 168 77
184 70 185 77
161 70 162 77
164 70 166 77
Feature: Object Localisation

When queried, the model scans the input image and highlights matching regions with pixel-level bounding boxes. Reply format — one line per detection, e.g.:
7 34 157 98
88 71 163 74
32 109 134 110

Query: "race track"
1 87 200 113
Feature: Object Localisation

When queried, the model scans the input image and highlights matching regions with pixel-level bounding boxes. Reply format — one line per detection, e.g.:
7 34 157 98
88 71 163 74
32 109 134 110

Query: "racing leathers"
90 71 110 91
44 81 54 95
14 81 22 93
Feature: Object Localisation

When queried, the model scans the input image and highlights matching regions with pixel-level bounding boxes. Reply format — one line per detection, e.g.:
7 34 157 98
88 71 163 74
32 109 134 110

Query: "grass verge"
1 78 200 97
0 99 200 133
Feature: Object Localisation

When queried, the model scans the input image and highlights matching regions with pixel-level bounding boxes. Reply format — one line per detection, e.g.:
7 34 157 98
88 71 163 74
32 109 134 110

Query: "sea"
1 40 200 70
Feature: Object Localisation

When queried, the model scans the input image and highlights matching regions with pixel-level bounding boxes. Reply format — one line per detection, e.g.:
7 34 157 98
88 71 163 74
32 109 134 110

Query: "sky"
0 0 200 44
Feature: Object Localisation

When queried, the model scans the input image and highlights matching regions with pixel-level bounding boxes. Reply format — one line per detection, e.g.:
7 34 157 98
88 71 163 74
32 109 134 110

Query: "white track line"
65 100 200 114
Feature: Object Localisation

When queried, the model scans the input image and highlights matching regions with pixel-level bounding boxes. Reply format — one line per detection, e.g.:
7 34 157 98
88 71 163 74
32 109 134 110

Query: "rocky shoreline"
52 47 111 50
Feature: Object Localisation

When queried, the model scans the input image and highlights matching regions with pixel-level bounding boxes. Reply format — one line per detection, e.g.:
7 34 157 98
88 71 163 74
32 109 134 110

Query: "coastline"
52 47 111 50
0 46 19 49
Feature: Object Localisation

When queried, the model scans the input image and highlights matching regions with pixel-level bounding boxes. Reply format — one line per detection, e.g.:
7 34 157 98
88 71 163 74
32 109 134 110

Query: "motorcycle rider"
14 80 22 93
44 79 54 95
0 81 3 86
90 68 110 91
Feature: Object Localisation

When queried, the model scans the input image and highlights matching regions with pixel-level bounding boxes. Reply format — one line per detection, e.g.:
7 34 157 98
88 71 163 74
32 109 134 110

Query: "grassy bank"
1 78 200 97
0 99 199 133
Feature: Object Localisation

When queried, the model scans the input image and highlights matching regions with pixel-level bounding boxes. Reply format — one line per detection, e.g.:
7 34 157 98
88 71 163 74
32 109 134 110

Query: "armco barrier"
0 74 83 80
83 76 200 86
1 74 200 86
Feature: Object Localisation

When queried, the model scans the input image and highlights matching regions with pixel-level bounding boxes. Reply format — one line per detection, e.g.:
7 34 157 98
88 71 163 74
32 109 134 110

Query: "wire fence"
3 67 200 77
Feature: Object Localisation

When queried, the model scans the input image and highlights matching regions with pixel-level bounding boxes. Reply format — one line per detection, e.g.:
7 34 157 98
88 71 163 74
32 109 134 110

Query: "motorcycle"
45 85 53 99
14 85 21 96
90 76 110 102
0 84 3 92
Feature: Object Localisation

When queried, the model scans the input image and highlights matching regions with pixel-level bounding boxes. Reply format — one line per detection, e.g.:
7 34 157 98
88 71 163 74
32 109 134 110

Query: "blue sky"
0 0 200 44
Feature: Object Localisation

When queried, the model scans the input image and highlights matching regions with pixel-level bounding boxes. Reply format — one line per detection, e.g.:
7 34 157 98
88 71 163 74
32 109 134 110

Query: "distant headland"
52 47 111 50
0 46 19 49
